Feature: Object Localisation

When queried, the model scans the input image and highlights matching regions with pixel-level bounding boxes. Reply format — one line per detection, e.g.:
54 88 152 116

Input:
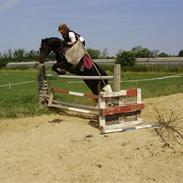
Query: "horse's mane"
41 37 64 50
42 37 63 43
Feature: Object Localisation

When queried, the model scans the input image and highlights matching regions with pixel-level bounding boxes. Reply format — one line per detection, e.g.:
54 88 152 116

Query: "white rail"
46 74 113 80
5 57 183 68
5 59 115 67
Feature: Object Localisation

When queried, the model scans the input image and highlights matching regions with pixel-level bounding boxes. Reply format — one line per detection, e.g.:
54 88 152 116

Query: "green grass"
0 68 183 118
0 69 51 118
120 72 183 98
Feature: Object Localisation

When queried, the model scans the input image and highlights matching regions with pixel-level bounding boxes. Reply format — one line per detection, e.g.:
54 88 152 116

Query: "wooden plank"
126 88 137 97
48 103 98 115
101 123 160 134
51 87 98 99
52 99 99 111
51 87 68 95
100 88 138 98
101 103 144 116
100 90 127 98
102 118 143 128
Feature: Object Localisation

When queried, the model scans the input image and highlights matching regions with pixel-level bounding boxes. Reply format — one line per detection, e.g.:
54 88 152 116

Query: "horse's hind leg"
84 79 100 95
92 63 109 92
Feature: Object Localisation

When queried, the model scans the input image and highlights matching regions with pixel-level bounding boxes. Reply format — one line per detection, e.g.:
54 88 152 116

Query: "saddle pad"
65 40 86 65
83 55 93 69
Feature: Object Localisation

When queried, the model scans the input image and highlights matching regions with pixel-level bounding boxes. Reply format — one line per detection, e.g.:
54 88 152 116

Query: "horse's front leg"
65 62 84 75
52 62 66 75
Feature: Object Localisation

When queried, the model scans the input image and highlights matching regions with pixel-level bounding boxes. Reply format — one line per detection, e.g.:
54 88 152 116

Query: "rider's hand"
63 41 68 46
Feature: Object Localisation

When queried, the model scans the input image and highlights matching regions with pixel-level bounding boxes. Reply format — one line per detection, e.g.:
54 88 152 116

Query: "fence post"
8 82 11 90
113 64 121 92
38 63 48 106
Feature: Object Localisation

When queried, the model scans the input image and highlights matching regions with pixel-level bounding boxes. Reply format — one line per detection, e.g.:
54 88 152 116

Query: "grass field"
0 68 183 118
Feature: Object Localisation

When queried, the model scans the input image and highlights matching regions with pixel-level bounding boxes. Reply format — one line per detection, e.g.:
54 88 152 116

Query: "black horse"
38 37 108 95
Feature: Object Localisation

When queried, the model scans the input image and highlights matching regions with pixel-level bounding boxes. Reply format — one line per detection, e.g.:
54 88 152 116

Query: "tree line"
0 46 183 66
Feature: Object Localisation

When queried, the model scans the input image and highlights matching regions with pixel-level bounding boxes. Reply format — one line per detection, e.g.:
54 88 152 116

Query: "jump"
38 37 108 95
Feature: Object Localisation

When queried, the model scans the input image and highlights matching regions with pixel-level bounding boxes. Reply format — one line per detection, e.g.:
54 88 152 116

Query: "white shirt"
68 32 85 43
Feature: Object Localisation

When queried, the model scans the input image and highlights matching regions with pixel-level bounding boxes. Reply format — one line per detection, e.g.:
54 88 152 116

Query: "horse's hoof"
58 70 66 75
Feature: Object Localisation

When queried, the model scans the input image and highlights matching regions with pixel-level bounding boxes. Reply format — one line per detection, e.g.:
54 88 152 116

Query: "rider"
52 23 86 75
58 24 94 71
58 23 85 47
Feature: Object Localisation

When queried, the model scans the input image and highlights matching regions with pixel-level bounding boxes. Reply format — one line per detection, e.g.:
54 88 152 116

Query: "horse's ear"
44 38 49 43
41 38 46 43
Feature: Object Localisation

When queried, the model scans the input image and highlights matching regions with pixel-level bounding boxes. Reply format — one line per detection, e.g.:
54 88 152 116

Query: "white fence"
5 59 115 68
4 57 183 68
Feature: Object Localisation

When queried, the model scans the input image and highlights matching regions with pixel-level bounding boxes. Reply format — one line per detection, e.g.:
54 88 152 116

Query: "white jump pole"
46 74 113 80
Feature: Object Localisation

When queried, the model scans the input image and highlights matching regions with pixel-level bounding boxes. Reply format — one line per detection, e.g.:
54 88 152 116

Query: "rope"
85 50 107 86
66 73 183 84
122 73 183 83
0 80 34 88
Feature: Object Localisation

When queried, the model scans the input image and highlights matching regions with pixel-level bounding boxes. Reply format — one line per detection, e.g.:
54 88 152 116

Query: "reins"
84 50 107 87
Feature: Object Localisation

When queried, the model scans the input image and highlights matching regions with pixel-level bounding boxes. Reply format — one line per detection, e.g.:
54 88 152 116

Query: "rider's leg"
52 63 66 75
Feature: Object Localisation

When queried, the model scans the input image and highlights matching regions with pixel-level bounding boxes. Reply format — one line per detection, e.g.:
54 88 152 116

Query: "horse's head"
38 37 63 63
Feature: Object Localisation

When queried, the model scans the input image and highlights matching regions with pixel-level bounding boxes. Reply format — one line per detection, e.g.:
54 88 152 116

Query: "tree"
131 46 155 58
116 50 136 67
150 49 159 57
25 50 39 60
6 49 13 59
87 48 100 59
158 52 169 57
178 50 183 57
131 46 143 53
13 49 25 62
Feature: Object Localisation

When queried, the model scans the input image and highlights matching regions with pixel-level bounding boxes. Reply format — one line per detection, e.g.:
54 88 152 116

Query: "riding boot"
52 63 66 75
57 68 66 75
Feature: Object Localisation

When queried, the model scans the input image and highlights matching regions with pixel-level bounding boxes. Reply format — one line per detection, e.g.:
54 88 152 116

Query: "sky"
0 0 183 56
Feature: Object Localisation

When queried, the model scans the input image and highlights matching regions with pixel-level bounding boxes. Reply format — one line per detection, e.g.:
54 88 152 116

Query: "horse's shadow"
48 107 99 129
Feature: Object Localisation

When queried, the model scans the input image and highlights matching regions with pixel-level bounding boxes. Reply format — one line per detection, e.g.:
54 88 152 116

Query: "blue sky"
0 0 183 56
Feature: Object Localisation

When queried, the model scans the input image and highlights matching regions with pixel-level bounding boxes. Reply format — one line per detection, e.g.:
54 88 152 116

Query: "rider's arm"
67 32 76 46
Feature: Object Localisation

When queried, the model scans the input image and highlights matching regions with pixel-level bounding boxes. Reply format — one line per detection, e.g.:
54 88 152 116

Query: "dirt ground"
0 93 183 183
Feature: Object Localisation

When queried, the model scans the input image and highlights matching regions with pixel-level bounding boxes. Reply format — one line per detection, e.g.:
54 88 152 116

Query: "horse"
38 37 108 95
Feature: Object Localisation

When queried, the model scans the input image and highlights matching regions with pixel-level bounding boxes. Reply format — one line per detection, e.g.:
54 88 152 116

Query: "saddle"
65 40 86 65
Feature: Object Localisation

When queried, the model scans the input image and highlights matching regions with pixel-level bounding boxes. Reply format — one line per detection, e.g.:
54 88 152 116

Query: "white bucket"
103 84 112 93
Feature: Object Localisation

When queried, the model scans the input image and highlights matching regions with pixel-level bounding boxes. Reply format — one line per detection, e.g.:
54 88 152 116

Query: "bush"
158 52 169 57
87 48 100 59
131 46 153 58
0 59 9 67
178 50 183 57
116 50 136 67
